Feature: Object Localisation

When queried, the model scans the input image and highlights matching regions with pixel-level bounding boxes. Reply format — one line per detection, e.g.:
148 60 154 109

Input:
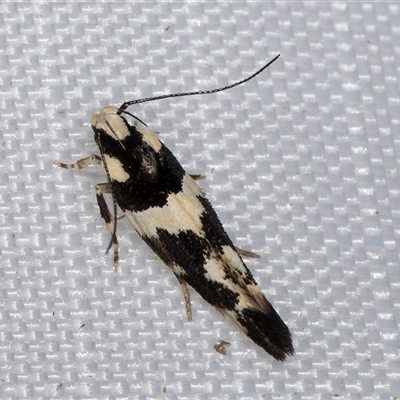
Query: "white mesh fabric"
0 2 399 399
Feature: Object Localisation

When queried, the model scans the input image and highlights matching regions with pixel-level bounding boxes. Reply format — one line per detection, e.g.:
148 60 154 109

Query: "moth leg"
95 183 119 272
235 246 260 259
189 174 206 181
54 154 101 170
174 274 192 322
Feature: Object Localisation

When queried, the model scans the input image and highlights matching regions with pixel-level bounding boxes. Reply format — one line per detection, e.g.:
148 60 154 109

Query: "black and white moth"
55 54 294 361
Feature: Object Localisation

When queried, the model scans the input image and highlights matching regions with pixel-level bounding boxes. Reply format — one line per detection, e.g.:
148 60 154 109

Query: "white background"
0 2 399 399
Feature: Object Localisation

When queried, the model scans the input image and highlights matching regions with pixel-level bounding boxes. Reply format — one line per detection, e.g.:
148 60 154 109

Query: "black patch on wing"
198 194 257 286
143 228 240 311
94 122 185 212
197 195 235 252
237 306 294 362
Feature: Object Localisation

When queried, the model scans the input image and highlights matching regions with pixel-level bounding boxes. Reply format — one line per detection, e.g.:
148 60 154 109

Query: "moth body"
54 55 294 361
89 107 294 361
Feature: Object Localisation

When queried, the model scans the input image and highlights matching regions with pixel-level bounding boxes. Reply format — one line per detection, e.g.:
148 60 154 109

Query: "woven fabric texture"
0 2 399 399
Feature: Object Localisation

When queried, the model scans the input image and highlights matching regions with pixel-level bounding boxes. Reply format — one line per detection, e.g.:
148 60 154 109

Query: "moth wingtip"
225 303 294 362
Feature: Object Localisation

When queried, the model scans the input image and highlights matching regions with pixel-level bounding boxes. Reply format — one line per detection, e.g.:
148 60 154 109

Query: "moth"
55 54 294 361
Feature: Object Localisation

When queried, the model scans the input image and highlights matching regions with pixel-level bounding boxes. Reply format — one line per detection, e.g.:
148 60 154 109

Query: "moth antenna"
118 109 148 127
117 54 280 113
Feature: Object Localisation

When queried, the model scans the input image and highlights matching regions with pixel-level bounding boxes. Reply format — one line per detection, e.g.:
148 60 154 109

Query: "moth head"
91 106 131 142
